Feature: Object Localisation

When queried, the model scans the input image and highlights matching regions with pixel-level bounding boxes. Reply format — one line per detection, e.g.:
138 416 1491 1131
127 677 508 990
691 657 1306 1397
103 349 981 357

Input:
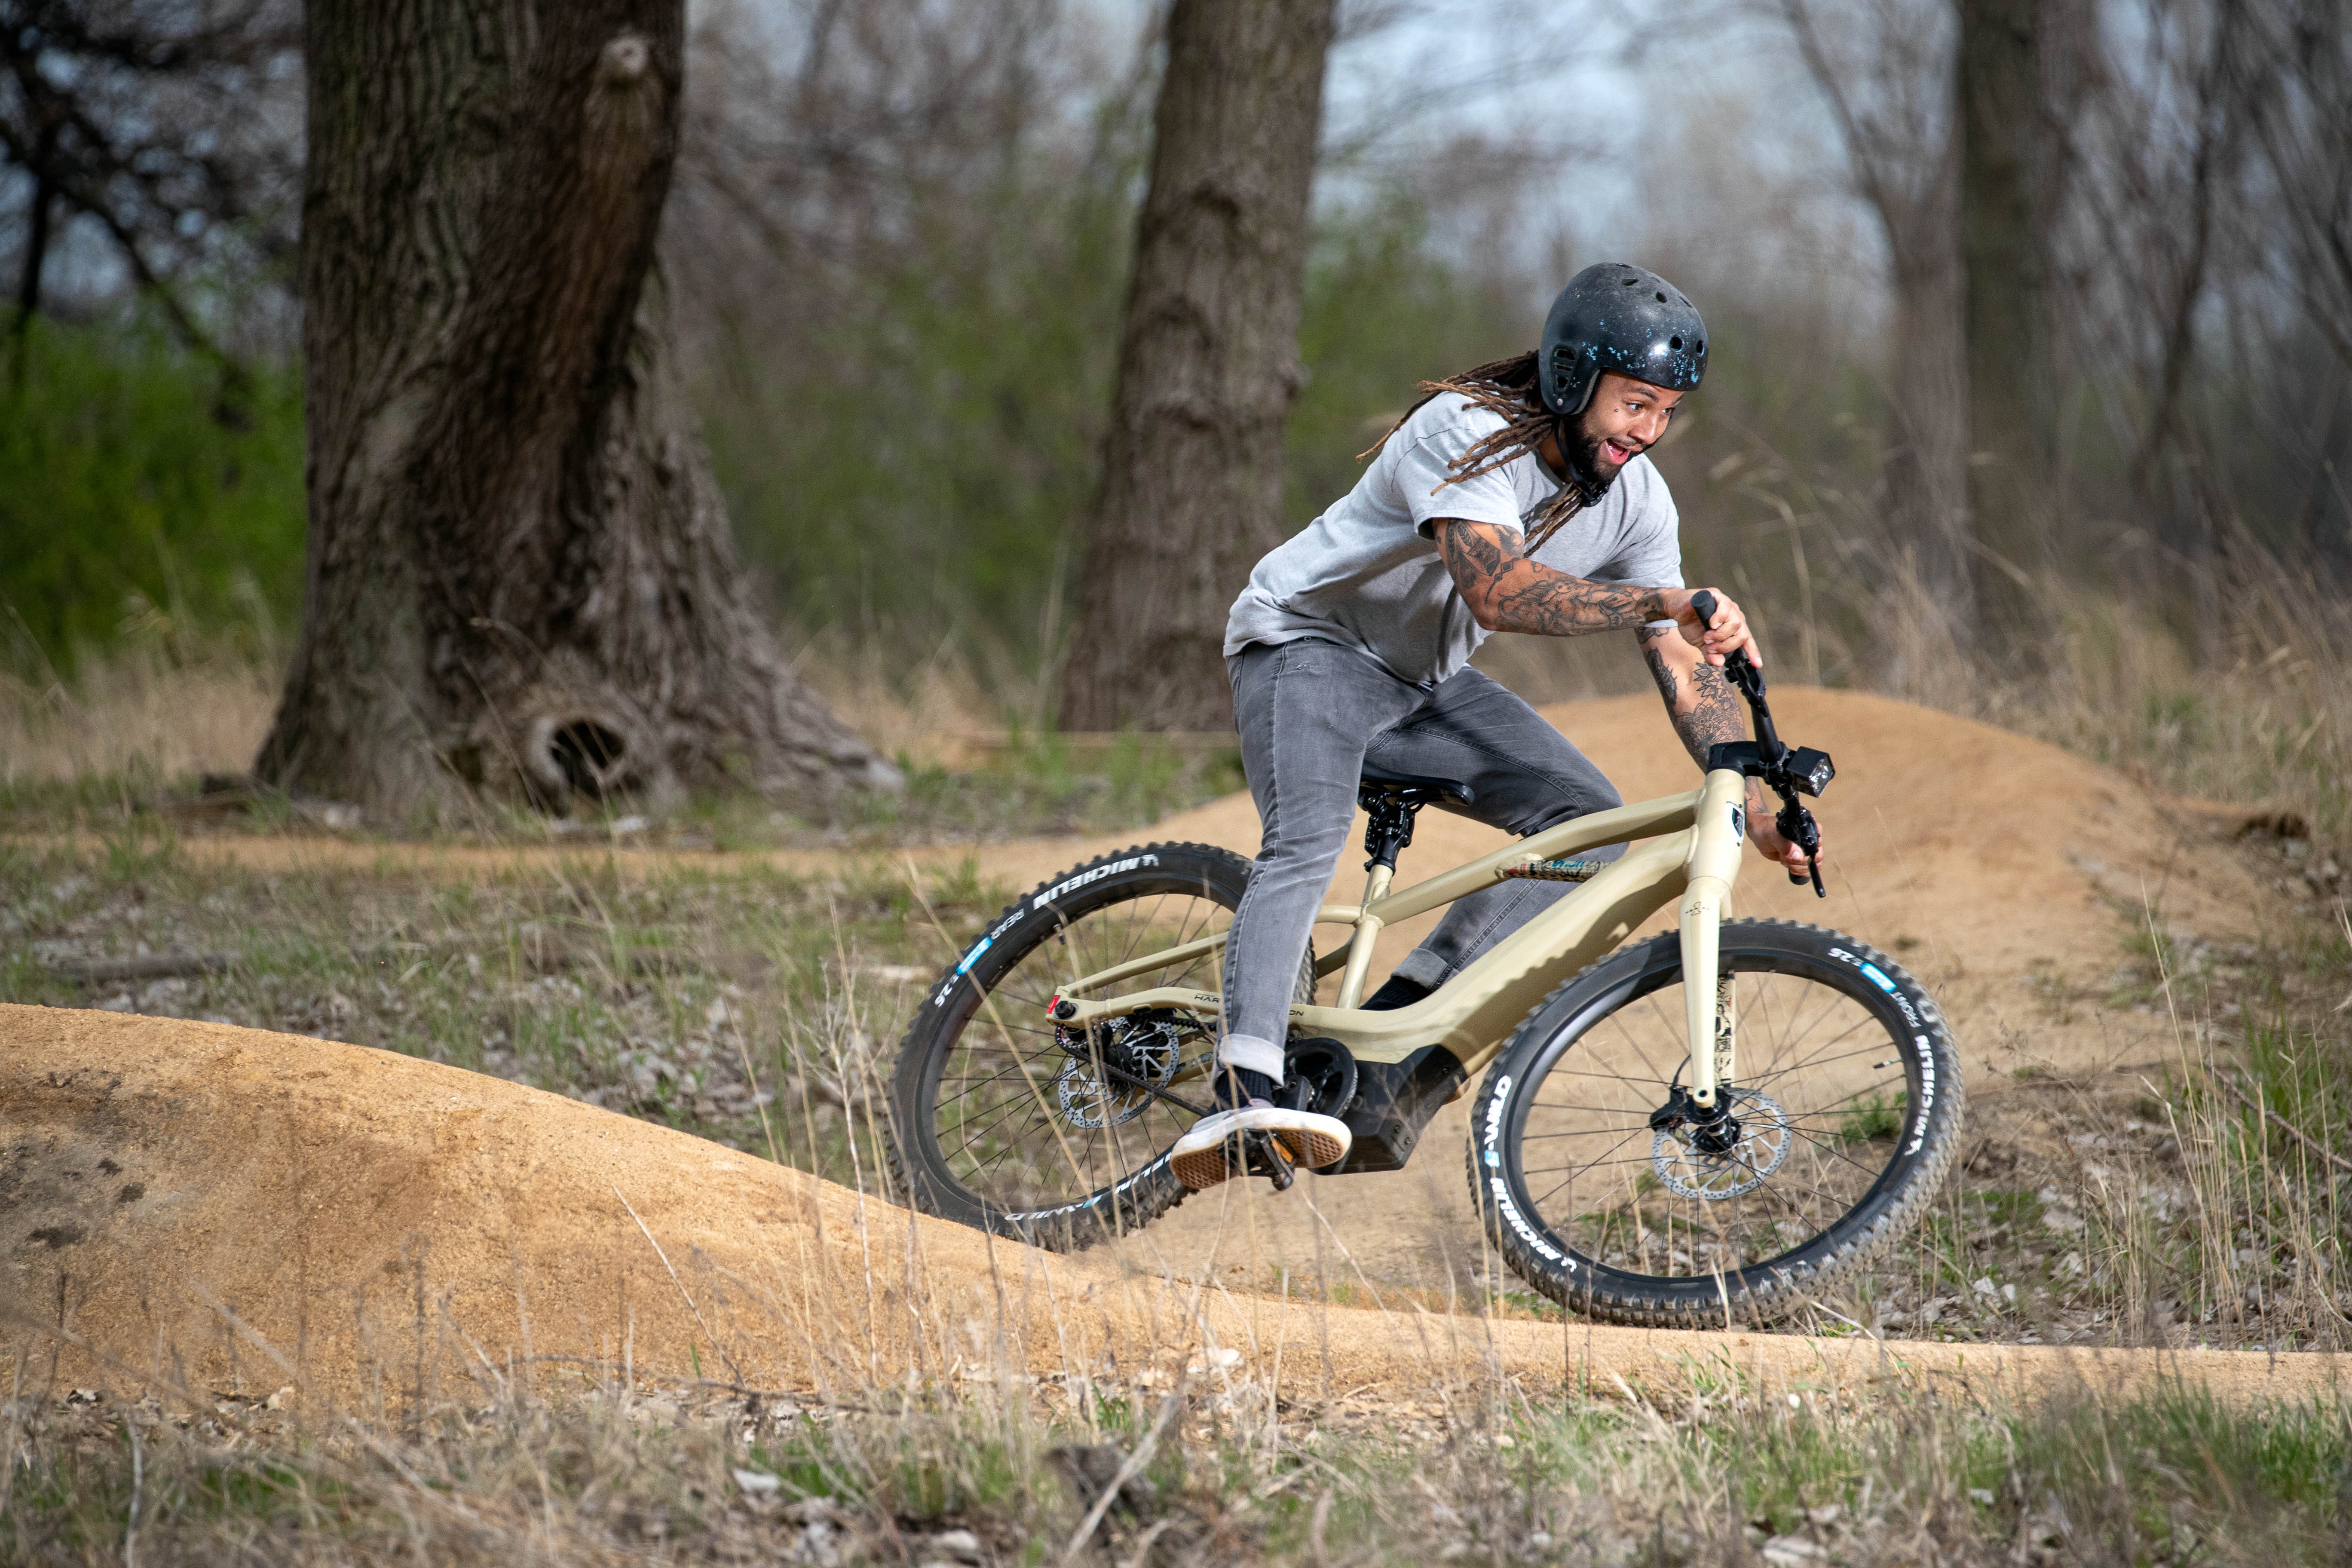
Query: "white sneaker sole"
1169 1106 1352 1191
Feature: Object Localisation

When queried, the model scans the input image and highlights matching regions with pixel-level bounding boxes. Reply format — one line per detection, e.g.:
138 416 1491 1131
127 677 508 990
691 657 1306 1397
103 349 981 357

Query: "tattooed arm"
1638 623 1749 772
1638 622 1820 874
1430 514 1810 862
1433 519 1757 665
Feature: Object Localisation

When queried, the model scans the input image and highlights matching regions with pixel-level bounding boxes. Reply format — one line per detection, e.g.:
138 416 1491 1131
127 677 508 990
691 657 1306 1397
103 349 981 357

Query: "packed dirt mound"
1119 689 2282 1285
135 689 2283 1300
5 1008 2339 1413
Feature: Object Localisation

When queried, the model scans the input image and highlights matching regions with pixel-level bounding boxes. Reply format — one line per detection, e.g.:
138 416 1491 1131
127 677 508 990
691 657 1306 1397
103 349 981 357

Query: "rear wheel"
1469 920 1962 1326
886 842 1307 1250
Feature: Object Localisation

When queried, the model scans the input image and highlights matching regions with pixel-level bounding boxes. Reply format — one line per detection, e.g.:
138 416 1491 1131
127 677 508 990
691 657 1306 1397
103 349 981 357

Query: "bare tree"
2240 0 2352 367
0 0 300 362
1956 0 2067 646
658 0 1136 673
254 0 894 818
2042 0 2266 646
1779 0 1974 640
1057 0 1338 732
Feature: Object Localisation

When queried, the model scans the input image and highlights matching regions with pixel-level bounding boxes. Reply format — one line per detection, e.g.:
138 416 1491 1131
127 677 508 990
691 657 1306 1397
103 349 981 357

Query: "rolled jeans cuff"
1389 949 1452 990
1216 1032 1287 1082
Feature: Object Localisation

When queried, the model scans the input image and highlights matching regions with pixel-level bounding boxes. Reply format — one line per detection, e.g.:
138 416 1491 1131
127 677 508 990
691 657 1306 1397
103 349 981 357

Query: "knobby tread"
885 841 1280 1253
1465 919 1965 1327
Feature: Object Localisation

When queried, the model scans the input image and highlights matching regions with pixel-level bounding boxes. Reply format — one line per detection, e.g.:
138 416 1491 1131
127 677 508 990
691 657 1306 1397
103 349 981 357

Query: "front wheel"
1469 919 1963 1326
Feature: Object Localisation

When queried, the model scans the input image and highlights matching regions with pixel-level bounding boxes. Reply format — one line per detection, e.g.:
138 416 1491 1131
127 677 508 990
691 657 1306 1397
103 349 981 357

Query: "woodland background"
3 0 2349 833
11 8 2352 1561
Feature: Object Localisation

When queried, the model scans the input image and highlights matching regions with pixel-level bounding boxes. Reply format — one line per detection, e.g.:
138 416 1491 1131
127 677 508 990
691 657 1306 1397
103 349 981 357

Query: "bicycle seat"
1357 762 1474 808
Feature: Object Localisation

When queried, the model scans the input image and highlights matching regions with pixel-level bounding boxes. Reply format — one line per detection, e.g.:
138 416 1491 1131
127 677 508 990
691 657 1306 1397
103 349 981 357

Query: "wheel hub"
1052 1014 1184 1128
1648 1084 1792 1200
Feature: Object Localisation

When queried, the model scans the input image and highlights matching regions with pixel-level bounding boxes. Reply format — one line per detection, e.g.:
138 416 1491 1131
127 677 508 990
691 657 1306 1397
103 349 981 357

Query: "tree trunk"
1056 0 1336 732
256 0 895 819
1957 0 2057 650
1774 0 1978 647
1884 234 1975 644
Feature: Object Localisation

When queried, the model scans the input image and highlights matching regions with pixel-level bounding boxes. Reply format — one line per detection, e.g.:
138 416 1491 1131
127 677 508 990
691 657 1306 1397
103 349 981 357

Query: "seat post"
1337 767 1472 1011
1336 861 1393 1010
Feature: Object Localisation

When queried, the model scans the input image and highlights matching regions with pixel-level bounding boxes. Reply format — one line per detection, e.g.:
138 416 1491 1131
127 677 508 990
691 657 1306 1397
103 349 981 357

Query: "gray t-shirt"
1224 392 1685 686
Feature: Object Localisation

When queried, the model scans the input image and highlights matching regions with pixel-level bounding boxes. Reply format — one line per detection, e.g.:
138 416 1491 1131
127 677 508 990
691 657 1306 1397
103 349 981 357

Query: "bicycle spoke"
1501 953 1928 1285
923 880 1234 1216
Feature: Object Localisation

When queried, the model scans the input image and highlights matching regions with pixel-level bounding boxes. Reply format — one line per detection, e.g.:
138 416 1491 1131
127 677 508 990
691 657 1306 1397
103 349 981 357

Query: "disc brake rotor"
1054 1016 1185 1129
1651 1087 1792 1200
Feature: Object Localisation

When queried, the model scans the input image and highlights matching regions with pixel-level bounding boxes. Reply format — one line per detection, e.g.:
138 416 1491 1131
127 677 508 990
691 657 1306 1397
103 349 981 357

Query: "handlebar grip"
1689 588 1751 678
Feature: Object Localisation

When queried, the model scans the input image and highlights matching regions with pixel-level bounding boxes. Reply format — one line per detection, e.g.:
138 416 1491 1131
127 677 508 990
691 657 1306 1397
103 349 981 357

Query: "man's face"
1568 372 1684 483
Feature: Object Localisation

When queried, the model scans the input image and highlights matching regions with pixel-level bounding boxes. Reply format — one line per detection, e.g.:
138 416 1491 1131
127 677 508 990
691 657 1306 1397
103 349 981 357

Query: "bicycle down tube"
1048 765 1754 1095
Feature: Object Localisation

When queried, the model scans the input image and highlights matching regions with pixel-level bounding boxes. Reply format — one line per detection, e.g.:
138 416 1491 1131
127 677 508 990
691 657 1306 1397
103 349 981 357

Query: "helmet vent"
1623 276 1639 285
1655 291 1667 302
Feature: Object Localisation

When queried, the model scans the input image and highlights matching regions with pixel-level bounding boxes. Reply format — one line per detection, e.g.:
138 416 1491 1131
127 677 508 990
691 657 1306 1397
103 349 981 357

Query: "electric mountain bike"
886 596 1963 1326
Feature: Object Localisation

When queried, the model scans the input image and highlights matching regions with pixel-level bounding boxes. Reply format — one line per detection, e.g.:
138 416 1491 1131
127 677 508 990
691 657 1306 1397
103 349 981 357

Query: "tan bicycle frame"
1052 765 1755 1110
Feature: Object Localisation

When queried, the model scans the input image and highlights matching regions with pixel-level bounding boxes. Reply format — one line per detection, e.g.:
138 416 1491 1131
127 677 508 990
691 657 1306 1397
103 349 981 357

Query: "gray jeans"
1218 637 1626 1080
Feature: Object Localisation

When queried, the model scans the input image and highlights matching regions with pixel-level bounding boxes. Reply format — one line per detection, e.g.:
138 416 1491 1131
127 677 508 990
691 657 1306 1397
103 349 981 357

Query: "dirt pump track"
4 689 2341 1411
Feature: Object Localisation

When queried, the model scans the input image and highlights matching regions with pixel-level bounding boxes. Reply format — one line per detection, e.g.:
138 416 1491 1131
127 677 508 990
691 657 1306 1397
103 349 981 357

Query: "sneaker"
1169 1099 1351 1191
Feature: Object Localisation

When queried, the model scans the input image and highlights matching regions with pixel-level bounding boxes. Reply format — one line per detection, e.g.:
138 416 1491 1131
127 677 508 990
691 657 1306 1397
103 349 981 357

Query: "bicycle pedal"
1247 1130 1296 1191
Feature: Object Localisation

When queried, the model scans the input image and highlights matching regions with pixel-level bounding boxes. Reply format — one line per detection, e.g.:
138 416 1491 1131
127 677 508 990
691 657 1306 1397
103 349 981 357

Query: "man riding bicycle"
1170 263 1824 1191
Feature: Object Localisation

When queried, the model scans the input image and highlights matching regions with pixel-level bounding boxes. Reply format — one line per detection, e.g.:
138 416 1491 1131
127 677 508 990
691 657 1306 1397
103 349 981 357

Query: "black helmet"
1538 263 1709 418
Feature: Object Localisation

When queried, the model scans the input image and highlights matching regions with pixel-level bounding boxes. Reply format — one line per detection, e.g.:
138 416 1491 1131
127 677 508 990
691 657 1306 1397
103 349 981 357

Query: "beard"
1559 415 1629 502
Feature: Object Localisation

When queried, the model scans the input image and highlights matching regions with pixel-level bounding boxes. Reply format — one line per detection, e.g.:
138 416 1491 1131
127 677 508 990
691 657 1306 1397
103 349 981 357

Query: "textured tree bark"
1957 0 2057 649
1056 0 1336 732
255 0 895 818
1885 236 1976 643
1775 0 1977 645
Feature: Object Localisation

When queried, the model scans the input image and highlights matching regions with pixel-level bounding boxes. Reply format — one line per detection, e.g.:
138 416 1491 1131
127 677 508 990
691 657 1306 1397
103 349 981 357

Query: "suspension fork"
1681 769 1750 1110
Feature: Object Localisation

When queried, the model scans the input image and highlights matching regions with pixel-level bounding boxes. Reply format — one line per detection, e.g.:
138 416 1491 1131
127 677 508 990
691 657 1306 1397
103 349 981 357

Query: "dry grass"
3 1322 2346 1566
1485 543 2352 855
15 543 2343 854
0 639 279 794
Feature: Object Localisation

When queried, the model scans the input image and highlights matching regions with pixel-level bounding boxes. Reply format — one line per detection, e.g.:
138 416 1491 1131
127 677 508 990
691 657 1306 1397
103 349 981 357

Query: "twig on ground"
41 951 233 984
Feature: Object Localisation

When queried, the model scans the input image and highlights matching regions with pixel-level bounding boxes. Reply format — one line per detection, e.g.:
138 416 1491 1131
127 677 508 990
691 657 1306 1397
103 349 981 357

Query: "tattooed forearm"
1436 520 1670 636
1638 624 1749 773
1639 624 1681 710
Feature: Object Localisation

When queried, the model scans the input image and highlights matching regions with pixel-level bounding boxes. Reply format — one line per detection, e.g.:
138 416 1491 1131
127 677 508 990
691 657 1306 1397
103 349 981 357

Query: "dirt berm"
5 1007 2342 1414
147 688 2294 1297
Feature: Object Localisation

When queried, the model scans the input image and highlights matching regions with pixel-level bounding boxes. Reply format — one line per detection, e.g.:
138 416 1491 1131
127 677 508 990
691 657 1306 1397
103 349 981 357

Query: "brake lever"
1777 799 1827 898
1692 590 1826 898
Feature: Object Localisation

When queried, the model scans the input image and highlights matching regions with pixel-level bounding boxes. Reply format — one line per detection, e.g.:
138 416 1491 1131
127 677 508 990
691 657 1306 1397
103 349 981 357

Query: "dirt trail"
5 1008 2340 1416
124 689 2285 1296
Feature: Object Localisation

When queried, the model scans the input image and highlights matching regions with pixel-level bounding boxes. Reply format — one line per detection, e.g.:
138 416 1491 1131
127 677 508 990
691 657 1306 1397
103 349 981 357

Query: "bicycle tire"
886 841 1308 1251
1467 919 1963 1326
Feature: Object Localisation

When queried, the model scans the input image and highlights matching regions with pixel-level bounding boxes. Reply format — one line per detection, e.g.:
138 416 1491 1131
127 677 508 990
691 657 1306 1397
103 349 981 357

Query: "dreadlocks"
1358 351 1599 551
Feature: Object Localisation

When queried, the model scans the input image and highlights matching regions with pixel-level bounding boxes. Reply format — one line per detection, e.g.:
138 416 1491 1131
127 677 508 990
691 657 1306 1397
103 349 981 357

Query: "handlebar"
1687 590 1828 897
